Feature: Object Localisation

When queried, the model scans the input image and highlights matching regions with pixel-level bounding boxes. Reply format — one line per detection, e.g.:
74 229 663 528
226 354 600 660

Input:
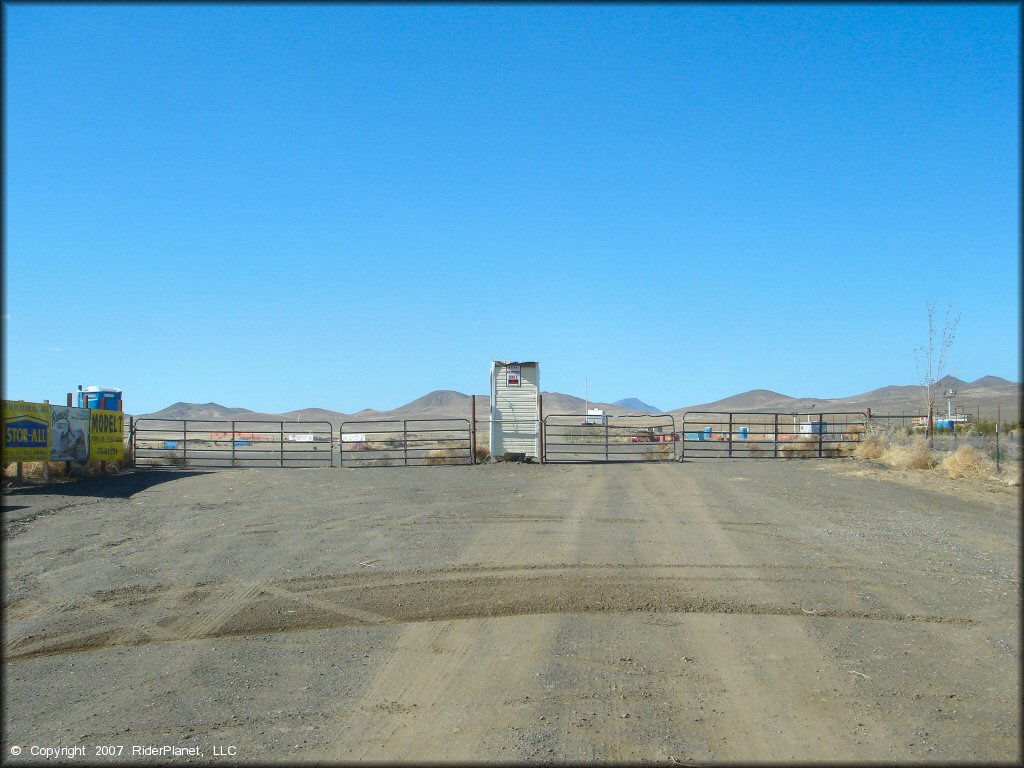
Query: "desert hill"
134 375 1020 425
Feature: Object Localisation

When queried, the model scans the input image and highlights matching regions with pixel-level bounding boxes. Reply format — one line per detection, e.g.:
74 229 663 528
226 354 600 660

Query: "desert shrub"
854 433 889 460
941 445 997 479
881 437 934 470
747 441 762 458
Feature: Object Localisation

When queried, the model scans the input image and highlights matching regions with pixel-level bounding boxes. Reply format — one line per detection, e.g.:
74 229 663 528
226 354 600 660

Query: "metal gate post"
818 414 823 458
183 420 188 465
671 415 677 461
279 423 284 467
728 413 733 458
773 414 778 458
403 421 408 466
470 395 477 464
604 418 609 462
538 395 544 464
231 420 236 467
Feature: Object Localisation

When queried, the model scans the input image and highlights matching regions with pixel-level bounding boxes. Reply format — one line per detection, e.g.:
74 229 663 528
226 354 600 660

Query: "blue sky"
4 4 1019 414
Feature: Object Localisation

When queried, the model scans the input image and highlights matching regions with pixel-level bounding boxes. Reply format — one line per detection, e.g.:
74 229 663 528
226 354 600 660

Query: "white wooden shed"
490 361 540 459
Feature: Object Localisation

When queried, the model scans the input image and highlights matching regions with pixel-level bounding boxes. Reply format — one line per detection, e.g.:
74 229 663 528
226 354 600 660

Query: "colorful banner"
3 400 51 461
89 409 124 461
51 405 91 461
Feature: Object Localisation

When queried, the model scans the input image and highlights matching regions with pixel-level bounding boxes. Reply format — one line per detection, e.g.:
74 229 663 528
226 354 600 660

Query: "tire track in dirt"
629 465 904 760
696 461 1020 760
324 465 603 761
541 464 668 761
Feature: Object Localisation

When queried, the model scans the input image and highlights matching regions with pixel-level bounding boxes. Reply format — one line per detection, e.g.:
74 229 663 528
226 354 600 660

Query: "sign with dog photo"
50 406 90 461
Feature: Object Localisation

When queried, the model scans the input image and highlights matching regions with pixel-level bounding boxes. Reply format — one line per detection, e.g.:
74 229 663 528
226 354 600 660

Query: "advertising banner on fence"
89 409 124 461
50 405 90 461
2 400 51 461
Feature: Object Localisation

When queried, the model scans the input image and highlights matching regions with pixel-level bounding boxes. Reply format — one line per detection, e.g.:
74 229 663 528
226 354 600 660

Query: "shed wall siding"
491 362 539 457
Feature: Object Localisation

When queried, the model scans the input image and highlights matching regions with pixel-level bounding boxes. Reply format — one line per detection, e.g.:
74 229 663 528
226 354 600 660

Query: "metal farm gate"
679 411 867 459
133 419 334 468
339 418 472 467
542 413 678 463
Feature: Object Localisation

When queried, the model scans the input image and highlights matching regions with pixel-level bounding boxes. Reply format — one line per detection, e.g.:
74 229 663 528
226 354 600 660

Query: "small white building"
490 361 540 459
586 408 606 425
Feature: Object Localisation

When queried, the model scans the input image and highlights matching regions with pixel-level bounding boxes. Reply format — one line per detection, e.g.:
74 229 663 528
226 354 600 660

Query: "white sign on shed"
490 360 540 459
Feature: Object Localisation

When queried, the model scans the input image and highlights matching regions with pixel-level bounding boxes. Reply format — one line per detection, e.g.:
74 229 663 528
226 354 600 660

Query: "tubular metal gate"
542 414 678 463
679 411 867 459
339 418 472 467
133 419 334 468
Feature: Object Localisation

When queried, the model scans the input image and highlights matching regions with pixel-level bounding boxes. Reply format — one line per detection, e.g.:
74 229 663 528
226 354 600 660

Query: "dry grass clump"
424 440 467 465
2 460 105 483
4 461 69 480
881 437 934 470
824 444 854 458
166 452 187 467
779 436 818 459
940 445 996 479
643 444 673 461
424 450 463 466
746 441 763 458
854 433 889 459
998 461 1022 486
473 444 490 463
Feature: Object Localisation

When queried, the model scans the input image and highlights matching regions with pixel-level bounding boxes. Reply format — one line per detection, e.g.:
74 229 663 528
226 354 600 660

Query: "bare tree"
914 302 960 442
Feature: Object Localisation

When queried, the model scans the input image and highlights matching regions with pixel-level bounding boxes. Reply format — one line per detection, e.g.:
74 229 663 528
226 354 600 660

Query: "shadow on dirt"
1 470 211 500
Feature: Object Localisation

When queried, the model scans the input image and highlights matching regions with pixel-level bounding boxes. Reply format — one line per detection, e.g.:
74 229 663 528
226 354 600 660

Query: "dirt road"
2 461 1019 762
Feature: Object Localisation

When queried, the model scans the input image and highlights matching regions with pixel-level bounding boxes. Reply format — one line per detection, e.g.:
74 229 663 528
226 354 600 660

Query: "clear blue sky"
4 4 1019 415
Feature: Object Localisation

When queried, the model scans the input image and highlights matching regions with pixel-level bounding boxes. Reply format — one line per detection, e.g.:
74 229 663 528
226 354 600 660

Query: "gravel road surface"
2 460 1019 763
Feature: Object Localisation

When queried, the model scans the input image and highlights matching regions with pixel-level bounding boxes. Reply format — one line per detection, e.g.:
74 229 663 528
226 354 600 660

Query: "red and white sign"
506 364 521 387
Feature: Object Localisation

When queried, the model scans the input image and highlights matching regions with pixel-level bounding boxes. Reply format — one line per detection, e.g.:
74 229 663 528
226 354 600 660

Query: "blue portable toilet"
78 385 123 411
739 426 749 440
703 426 713 440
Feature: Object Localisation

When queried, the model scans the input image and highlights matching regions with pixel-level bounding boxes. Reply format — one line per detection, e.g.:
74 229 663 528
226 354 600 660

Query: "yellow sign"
88 409 124 461
3 400 52 461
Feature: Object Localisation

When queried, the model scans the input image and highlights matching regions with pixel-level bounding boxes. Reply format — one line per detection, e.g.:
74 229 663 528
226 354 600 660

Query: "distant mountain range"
134 375 1020 425
613 398 662 414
